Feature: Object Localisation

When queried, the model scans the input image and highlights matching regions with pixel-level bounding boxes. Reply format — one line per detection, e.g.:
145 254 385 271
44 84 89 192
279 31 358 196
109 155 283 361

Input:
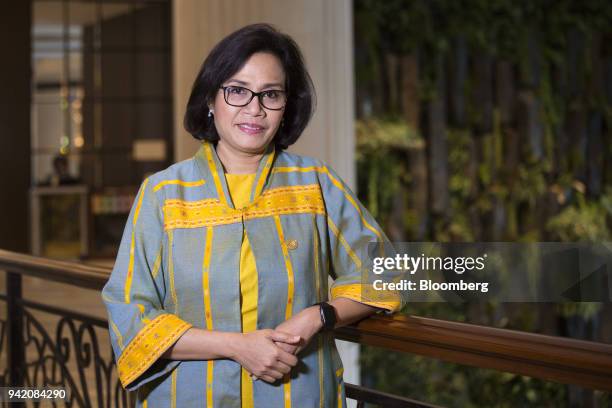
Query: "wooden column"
0 3 31 251
0 1 31 393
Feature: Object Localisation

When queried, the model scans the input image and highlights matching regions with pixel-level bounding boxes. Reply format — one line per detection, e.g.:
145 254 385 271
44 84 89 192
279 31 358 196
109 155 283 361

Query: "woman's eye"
228 87 246 95
264 90 279 99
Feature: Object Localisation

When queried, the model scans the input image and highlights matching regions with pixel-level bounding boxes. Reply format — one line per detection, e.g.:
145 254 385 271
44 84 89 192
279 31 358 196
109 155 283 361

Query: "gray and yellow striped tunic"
102 141 403 407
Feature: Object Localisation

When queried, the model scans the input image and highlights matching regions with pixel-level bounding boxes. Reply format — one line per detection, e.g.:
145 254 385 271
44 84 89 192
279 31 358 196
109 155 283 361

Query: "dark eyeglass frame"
220 85 287 111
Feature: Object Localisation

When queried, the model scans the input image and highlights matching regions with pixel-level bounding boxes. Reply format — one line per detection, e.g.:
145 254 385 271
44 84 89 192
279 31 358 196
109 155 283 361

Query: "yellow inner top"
225 173 258 408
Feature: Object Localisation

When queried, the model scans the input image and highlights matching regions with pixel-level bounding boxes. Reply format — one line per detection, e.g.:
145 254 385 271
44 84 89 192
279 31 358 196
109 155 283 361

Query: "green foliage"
361 347 569 408
355 0 612 98
546 188 611 319
355 117 422 152
547 188 612 241
355 0 612 406
355 118 422 223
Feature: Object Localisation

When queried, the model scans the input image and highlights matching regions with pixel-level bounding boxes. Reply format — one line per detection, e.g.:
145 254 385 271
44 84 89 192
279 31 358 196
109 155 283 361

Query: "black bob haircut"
184 24 316 150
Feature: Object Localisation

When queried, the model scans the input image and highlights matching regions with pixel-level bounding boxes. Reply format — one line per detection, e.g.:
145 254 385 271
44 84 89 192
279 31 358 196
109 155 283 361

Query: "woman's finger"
259 374 277 383
276 348 299 367
268 330 301 344
274 340 298 354
274 359 292 374
270 369 285 380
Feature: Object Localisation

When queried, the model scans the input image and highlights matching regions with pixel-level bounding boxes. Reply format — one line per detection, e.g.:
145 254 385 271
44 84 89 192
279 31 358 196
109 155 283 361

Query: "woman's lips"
237 123 265 135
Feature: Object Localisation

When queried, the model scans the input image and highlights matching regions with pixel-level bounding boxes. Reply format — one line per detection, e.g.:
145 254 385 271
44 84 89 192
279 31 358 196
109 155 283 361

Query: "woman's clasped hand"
229 329 300 383
232 305 322 382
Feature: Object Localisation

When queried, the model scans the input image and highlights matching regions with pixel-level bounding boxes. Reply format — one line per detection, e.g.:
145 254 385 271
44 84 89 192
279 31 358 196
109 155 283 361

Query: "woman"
102 23 402 407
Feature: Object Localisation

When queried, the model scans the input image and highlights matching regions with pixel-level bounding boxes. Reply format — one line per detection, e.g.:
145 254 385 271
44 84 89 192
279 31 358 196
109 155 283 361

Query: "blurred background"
352 1 612 406
0 0 610 407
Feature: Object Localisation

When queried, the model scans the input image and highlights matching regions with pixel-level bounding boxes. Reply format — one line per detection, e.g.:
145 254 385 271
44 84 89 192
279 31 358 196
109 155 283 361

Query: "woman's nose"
243 94 264 115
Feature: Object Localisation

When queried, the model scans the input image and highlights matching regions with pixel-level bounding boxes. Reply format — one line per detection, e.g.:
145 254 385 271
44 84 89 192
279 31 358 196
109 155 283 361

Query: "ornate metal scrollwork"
17 306 131 407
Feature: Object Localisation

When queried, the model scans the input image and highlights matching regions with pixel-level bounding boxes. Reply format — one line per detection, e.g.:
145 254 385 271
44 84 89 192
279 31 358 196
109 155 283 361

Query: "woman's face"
211 52 286 155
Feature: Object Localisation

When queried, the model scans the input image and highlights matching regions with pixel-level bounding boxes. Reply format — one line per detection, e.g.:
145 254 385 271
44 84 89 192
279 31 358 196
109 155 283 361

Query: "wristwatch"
314 302 337 331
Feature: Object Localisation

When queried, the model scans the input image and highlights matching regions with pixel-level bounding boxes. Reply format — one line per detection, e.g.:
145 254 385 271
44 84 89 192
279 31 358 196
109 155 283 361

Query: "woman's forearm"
165 299 379 360
162 327 301 383
161 327 238 360
328 297 381 328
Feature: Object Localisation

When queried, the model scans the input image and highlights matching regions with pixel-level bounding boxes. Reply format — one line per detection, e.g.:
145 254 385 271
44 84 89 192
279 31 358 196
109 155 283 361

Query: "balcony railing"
0 249 611 407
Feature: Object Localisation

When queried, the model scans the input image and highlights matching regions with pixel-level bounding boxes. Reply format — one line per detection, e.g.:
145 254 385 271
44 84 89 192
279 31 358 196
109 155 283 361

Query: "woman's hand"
274 306 322 355
228 329 301 383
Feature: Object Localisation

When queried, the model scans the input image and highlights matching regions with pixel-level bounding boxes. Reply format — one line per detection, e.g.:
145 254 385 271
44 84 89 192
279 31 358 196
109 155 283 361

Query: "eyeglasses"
220 85 287 111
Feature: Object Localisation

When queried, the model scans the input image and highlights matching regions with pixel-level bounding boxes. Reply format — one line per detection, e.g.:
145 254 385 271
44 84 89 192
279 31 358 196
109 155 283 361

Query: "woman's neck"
215 140 263 174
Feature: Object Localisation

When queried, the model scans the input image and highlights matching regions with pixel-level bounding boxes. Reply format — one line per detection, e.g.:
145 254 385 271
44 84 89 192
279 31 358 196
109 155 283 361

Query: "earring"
208 110 214 118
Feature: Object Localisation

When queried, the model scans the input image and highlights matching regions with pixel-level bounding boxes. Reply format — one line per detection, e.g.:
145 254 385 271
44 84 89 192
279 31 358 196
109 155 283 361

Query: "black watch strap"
314 302 337 331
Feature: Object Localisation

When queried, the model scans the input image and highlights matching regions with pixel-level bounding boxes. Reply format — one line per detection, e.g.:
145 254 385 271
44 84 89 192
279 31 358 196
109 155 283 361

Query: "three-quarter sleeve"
101 177 192 391
319 164 405 313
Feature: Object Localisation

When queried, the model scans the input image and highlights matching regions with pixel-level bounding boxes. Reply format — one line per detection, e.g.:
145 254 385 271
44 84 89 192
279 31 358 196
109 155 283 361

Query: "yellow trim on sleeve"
117 313 192 388
331 283 401 313
152 179 205 192
124 178 150 304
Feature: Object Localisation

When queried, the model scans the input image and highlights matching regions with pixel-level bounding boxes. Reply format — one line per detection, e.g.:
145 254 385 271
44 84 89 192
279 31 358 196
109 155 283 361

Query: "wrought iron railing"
1 249 611 407
0 250 130 407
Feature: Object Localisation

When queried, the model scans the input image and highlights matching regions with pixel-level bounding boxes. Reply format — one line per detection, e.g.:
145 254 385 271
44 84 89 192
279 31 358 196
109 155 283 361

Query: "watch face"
320 303 336 330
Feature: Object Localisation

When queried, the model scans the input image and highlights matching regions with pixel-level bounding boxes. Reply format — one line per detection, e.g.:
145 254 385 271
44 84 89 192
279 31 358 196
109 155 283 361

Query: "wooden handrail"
336 315 612 392
0 249 108 290
1 249 611 392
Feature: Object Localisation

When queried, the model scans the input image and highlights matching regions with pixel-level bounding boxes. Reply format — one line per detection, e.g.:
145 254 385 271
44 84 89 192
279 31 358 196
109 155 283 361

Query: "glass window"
32 0 171 258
